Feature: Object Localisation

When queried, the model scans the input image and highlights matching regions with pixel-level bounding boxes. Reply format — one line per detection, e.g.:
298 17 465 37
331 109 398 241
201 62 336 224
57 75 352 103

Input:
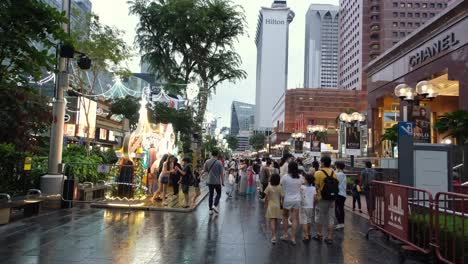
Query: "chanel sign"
409 32 459 67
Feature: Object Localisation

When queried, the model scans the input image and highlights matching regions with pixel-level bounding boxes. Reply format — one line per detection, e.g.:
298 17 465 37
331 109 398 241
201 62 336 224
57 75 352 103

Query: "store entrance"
374 73 460 157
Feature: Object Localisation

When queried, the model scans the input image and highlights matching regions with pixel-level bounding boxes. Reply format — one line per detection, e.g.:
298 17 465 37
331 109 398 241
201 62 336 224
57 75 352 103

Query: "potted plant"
434 110 468 145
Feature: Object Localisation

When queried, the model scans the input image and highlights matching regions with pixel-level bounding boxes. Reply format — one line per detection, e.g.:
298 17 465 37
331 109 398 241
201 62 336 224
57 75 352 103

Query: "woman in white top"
335 161 347 229
279 154 293 178
280 161 303 245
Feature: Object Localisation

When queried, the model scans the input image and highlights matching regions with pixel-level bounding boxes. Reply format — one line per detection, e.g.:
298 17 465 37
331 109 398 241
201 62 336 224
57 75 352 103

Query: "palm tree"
435 110 468 145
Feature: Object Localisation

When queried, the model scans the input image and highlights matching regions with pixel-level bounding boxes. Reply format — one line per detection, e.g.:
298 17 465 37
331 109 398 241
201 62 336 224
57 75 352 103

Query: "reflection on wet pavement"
0 194 422 264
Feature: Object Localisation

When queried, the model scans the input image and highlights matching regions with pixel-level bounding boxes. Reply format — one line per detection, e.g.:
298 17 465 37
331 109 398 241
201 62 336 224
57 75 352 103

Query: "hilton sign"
409 32 459 67
265 19 285 25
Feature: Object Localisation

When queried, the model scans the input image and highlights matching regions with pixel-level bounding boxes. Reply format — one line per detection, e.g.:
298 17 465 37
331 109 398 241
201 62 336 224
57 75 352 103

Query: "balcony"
370 24 380 32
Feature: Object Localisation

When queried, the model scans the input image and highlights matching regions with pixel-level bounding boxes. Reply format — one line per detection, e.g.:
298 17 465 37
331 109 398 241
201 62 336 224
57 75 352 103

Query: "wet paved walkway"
0 194 420 264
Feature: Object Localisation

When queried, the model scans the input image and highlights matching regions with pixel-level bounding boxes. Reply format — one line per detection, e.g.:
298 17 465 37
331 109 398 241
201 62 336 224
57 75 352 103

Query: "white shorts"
299 208 314 224
283 200 301 210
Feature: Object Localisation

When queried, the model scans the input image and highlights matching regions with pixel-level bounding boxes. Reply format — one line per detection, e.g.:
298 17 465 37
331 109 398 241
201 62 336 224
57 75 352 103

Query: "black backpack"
321 169 339 200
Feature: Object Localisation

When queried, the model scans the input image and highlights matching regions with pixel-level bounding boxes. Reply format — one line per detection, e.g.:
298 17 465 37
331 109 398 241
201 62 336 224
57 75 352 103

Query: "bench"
78 181 107 201
0 189 43 225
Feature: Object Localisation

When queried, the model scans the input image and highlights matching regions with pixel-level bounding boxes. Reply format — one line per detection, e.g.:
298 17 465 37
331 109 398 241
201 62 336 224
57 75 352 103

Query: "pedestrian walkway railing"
367 181 468 264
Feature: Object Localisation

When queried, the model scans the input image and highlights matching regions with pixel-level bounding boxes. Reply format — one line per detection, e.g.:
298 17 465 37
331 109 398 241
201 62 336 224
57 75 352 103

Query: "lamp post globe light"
394 81 439 104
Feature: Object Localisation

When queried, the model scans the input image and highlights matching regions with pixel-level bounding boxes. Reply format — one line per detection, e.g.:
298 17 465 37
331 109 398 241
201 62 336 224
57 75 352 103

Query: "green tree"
69 14 131 151
249 134 266 151
109 95 140 130
202 135 218 159
0 84 51 152
435 110 468 145
149 103 195 153
0 0 68 84
225 135 239 151
130 0 246 155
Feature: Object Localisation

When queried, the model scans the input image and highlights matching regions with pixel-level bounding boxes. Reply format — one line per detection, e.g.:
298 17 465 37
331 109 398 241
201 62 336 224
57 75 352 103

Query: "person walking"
239 160 248 195
176 157 193 208
203 149 224 215
280 161 303 245
171 157 182 199
352 179 363 213
360 161 375 214
259 160 272 199
226 168 236 198
279 154 293 178
300 174 316 242
191 168 201 208
264 173 283 244
335 161 347 230
313 156 338 244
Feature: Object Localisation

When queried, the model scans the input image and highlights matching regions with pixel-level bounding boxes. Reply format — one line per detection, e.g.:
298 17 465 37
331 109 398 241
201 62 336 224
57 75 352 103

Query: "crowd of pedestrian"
147 148 375 246
207 152 375 246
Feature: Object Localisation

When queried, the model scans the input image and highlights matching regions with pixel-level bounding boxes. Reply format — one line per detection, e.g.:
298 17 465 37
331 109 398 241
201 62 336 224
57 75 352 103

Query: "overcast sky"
92 0 339 128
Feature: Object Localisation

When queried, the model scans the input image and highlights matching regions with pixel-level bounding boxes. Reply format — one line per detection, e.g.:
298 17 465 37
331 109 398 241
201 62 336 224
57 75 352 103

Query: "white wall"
255 8 292 131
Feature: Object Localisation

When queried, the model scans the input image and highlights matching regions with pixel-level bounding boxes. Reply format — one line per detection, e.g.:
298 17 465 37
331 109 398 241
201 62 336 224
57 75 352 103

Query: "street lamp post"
339 112 366 167
394 81 439 186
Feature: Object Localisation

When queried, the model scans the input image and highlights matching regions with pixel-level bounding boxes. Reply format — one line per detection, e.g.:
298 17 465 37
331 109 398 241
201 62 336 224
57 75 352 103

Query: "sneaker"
213 206 219 214
209 209 214 215
335 224 344 230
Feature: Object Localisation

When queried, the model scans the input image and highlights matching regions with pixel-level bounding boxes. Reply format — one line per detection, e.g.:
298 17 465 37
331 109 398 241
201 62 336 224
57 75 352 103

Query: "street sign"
64 114 70 123
398 122 413 137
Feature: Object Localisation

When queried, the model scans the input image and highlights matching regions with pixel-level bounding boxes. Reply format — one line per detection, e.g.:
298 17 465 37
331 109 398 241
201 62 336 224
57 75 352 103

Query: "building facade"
230 101 255 137
255 0 294 131
366 0 466 156
304 4 339 88
337 0 450 91
271 88 367 149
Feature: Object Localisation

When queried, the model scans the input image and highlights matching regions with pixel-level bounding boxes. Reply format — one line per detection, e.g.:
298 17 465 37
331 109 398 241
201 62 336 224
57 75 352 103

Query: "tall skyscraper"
255 0 294 131
230 101 255 137
337 0 450 91
304 4 339 88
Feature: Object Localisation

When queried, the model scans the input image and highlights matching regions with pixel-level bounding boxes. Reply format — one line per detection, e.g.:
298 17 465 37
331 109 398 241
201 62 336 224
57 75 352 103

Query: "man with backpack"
313 155 339 244
360 161 375 215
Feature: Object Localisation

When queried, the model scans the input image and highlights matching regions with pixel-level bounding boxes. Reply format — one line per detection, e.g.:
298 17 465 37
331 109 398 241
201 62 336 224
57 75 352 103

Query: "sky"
92 0 339 128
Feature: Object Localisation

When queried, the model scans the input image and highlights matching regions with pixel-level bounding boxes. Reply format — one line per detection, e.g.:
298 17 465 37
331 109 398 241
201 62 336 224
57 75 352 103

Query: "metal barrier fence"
367 181 468 264
434 192 468 264
367 181 434 254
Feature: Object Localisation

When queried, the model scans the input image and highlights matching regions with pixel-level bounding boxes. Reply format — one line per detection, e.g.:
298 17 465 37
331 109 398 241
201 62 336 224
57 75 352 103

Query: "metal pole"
42 0 70 195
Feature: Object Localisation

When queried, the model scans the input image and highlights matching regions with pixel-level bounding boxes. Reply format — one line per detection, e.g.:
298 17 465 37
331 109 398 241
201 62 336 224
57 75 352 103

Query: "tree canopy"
0 0 68 84
0 84 51 152
130 0 246 153
109 95 140 130
249 134 266 151
225 135 239 151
